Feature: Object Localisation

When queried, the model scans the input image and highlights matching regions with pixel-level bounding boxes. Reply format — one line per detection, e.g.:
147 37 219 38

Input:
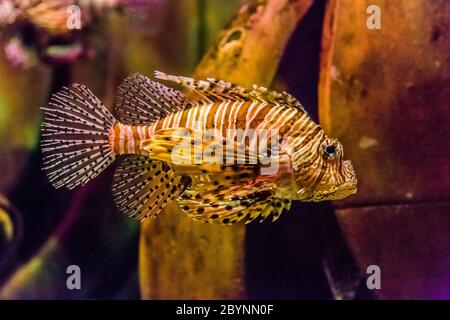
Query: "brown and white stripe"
109 96 322 158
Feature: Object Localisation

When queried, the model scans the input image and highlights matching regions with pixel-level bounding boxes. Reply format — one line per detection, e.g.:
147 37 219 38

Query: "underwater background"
0 0 448 300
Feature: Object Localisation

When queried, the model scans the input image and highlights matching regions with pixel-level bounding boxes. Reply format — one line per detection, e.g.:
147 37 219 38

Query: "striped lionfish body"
41 71 357 225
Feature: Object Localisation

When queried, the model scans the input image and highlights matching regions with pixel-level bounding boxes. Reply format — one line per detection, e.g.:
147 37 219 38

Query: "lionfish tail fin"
41 84 116 189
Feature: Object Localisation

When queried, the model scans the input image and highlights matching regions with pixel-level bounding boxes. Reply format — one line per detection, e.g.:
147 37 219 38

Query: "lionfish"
41 72 357 224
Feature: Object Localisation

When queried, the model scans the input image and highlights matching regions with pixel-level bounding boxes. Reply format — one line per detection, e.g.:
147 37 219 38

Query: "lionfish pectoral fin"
112 155 188 221
139 128 193 165
114 73 189 125
177 171 288 224
140 127 259 173
178 187 289 225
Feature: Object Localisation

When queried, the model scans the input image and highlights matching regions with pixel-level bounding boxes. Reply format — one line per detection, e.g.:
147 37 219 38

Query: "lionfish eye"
325 145 336 156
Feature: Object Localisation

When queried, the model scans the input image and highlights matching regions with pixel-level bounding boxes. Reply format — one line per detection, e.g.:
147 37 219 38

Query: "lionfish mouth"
330 159 358 199
306 159 357 202
308 180 357 202
332 179 358 199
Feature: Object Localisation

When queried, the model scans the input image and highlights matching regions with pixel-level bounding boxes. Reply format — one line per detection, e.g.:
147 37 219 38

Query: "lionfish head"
292 135 357 202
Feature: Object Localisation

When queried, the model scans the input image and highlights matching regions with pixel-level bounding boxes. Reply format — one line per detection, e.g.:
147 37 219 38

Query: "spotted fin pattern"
177 165 291 224
41 84 116 189
115 73 189 125
179 187 291 225
112 156 188 221
154 70 305 112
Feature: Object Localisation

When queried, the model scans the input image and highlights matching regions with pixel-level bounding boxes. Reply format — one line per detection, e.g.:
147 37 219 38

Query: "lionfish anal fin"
112 155 188 221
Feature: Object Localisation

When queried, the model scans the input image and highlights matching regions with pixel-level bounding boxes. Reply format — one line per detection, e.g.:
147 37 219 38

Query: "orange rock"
319 0 450 299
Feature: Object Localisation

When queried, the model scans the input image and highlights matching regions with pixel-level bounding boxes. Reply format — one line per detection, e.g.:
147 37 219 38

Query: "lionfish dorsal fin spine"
154 70 306 113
